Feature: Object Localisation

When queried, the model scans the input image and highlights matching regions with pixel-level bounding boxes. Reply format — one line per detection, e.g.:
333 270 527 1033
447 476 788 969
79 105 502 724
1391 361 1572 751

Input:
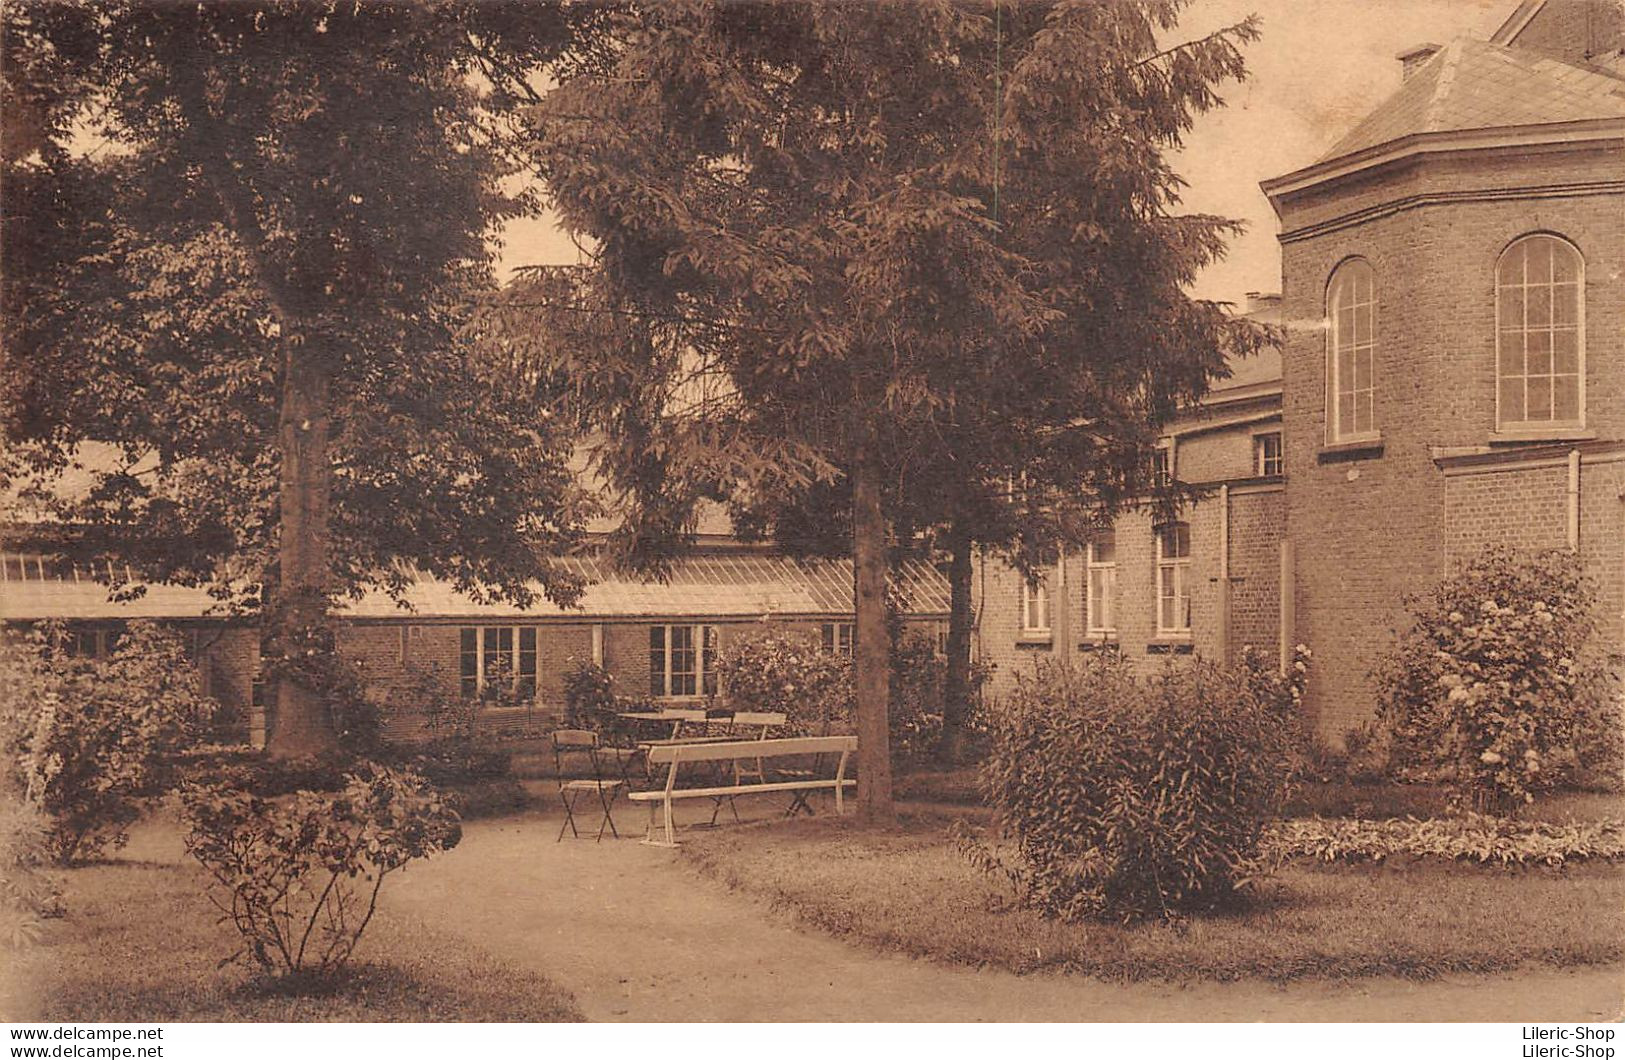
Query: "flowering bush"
2 621 214 863
561 660 618 729
716 630 854 735
180 763 460 982
1374 546 1622 815
966 652 1303 923
1265 815 1625 867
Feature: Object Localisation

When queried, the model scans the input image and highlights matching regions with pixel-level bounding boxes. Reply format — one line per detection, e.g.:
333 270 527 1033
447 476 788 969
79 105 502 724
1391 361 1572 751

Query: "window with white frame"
1085 534 1117 635
459 626 538 699
1020 576 1051 636
1155 523 1192 636
1151 446 1172 489
1497 234 1583 428
1327 259 1377 441
1254 431 1284 477
650 624 719 698
820 621 854 655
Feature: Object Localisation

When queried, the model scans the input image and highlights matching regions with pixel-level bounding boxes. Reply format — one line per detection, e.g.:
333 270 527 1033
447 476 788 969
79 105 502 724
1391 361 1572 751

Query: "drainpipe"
1216 484 1231 664
591 623 605 668
1052 548 1070 659
1567 449 1581 552
1279 539 1295 677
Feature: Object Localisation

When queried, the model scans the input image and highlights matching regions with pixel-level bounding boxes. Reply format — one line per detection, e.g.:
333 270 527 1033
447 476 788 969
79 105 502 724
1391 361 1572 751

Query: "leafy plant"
561 660 617 730
1265 815 1625 867
966 651 1303 923
0 798 60 951
1373 546 1623 815
381 660 469 744
180 763 461 983
2 621 214 863
716 630 855 736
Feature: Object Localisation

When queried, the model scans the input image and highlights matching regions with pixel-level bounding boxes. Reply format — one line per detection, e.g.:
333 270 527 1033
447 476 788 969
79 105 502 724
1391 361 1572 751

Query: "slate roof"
1318 37 1625 164
0 551 950 621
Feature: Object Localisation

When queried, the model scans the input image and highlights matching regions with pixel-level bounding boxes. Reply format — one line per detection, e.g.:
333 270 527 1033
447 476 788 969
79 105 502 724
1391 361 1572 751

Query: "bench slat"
643 734 855 764
628 778 856 801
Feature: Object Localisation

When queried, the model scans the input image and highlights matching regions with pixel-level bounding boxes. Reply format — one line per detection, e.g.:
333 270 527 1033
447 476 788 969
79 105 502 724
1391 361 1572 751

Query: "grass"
896 763 1625 823
7 856 582 1022
681 809 1625 984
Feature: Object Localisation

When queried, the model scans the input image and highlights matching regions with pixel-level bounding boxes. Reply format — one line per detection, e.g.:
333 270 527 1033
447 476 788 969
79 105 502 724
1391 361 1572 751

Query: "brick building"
976 0 1625 739
973 294 1286 702
0 544 948 747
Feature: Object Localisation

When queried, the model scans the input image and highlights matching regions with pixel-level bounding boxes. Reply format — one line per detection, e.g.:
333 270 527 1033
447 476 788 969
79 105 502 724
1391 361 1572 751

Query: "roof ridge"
1425 38 1466 134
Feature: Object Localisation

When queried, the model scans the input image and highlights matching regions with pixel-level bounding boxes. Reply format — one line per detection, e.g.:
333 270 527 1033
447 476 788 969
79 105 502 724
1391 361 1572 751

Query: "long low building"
0 546 949 745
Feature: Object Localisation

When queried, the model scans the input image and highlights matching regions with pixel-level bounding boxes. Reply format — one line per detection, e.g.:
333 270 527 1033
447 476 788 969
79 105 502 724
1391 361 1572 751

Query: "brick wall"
1505 0 1623 66
1442 451 1625 657
972 473 1285 701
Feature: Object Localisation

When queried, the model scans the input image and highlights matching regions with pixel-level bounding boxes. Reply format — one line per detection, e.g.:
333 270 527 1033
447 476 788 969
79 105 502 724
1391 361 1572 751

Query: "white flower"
1480 750 1503 764
1448 611 1464 623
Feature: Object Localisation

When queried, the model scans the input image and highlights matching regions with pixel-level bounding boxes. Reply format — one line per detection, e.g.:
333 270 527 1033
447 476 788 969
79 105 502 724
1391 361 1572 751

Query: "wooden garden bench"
628 735 857 847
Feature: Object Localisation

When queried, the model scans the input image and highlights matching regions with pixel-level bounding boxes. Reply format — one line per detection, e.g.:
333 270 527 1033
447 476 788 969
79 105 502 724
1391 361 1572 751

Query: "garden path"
387 806 1625 1022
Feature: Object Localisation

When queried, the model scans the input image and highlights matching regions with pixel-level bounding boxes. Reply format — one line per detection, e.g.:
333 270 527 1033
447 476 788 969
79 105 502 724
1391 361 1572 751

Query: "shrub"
380 660 470 743
2 621 214 863
0 798 60 951
968 651 1302 923
1373 546 1623 814
716 629 854 735
561 660 617 729
180 763 461 982
1265 815 1625 867
179 748 352 796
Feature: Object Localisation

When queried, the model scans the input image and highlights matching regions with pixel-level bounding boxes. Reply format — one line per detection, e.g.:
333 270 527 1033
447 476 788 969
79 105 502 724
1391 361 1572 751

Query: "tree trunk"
267 340 338 758
851 412 895 824
937 519 974 764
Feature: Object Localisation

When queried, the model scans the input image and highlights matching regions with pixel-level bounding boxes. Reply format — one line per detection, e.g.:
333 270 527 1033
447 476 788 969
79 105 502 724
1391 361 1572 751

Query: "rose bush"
1373 546 1622 815
180 762 461 982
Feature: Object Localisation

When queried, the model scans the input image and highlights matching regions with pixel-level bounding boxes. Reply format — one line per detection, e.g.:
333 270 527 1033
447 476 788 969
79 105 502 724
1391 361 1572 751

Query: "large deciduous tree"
482 0 1262 819
2 2 598 756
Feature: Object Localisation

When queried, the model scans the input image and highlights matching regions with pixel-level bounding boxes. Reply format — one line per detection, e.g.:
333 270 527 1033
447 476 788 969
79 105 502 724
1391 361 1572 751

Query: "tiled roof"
0 551 950 621
1318 38 1625 164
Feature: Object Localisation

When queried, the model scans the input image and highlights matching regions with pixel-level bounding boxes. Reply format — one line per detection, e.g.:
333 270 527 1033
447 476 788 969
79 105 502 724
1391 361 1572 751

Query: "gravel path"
388 807 1625 1022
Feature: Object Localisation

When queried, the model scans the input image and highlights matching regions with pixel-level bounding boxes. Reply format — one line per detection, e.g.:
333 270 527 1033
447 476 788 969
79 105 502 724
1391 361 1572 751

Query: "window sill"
1079 634 1118 651
1487 427 1594 446
1015 634 1054 650
1146 640 1195 655
1317 435 1384 463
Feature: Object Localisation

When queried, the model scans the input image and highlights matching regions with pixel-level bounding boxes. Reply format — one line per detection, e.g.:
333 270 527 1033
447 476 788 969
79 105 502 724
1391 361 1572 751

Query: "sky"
496 0 1516 308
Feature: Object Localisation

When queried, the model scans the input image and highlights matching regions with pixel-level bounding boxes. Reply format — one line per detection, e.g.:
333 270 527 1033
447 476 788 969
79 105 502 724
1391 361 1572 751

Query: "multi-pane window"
1151 447 1172 489
459 626 539 699
1020 577 1051 635
1155 524 1192 636
1328 259 1377 440
1255 432 1284 477
1085 535 1117 635
1497 234 1583 428
61 626 123 659
650 624 719 697
820 622 854 655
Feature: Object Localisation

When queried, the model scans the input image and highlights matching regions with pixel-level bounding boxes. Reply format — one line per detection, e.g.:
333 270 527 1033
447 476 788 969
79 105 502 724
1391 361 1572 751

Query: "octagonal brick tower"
1260 0 1625 741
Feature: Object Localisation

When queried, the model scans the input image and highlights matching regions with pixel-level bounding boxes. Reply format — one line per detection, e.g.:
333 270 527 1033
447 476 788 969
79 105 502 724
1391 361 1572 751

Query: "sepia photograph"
0 0 1621 1043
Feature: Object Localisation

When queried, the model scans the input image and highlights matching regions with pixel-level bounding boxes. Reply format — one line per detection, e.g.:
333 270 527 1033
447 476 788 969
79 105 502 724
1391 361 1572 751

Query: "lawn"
681 809 1625 984
7 855 582 1022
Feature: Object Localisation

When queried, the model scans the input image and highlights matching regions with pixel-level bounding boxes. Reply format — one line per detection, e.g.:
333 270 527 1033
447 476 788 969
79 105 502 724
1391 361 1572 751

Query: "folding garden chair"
551 729 624 842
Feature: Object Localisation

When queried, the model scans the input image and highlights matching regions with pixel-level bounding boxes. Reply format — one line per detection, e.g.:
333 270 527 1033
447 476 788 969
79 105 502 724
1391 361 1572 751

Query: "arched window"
1327 259 1377 441
1497 234 1583 428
